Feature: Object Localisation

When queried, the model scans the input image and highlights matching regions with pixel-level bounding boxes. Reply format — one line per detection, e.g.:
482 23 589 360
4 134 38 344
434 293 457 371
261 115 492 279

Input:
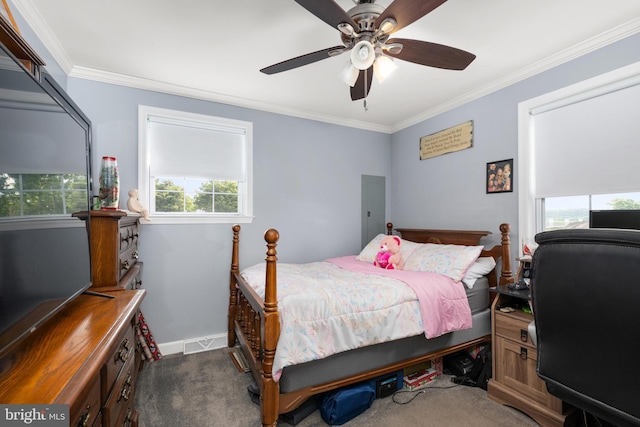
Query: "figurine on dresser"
127 188 150 221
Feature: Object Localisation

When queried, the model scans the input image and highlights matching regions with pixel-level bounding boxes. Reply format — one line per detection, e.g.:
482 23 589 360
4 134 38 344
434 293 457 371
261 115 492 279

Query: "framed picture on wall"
486 159 513 193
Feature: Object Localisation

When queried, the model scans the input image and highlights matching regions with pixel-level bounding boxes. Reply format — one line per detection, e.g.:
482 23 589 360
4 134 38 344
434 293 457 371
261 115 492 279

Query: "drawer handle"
520 329 528 342
77 405 91 427
124 408 133 423
133 250 139 259
520 347 528 360
121 259 130 270
115 339 130 363
118 373 133 402
135 279 142 289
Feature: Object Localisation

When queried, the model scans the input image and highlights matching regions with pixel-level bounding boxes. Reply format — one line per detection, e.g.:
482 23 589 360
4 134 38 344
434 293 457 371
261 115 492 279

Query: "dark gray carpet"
135 348 540 427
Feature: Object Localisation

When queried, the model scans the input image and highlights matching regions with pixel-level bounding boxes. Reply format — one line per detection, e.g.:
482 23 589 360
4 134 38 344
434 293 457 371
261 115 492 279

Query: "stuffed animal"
373 235 404 270
127 188 150 221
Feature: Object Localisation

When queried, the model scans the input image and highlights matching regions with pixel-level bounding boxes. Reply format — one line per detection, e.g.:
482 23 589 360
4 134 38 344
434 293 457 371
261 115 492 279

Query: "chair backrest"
531 228 640 427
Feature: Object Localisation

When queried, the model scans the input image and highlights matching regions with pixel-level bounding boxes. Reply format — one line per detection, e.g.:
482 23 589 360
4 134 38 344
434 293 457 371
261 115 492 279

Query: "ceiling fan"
260 0 476 101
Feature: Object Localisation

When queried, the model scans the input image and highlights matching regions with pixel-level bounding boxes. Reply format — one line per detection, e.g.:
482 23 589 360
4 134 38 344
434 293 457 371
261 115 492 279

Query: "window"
138 106 253 224
518 62 640 238
542 192 640 231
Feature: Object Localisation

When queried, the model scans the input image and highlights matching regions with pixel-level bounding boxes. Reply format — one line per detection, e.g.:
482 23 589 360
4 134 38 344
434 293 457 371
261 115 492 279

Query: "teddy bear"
373 235 404 270
127 188 150 221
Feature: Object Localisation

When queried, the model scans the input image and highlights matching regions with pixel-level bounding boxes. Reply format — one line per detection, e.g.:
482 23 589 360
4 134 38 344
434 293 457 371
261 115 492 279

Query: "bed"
228 222 513 427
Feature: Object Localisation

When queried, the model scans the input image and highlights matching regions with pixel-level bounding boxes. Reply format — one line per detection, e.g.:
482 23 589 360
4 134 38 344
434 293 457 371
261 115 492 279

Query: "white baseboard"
158 333 228 356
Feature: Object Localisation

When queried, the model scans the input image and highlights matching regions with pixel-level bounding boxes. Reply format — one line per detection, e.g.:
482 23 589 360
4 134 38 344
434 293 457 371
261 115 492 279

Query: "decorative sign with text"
419 120 473 160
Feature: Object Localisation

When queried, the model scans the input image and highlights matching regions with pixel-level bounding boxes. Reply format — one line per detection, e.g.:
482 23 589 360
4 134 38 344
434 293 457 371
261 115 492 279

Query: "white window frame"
137 105 253 224
518 61 640 239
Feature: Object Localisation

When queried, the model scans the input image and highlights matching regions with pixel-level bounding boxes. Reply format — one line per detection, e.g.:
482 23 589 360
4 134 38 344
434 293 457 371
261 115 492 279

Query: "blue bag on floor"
319 382 375 425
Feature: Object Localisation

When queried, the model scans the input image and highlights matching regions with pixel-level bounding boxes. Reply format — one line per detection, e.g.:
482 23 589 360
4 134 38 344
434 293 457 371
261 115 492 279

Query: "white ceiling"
13 0 640 133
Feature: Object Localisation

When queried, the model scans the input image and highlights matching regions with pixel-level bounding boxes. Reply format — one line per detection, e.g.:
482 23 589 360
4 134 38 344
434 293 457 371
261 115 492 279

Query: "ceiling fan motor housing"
261 0 476 101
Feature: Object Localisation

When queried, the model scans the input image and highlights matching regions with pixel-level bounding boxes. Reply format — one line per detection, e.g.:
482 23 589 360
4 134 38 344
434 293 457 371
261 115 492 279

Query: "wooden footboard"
229 225 280 426
229 223 512 427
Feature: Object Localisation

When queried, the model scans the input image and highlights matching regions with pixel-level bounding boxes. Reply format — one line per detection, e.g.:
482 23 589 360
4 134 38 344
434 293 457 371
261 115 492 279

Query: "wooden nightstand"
487 286 577 426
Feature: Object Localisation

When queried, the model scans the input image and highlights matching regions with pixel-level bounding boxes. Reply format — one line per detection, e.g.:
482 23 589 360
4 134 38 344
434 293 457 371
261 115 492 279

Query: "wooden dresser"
73 210 143 292
0 290 145 427
488 286 577 426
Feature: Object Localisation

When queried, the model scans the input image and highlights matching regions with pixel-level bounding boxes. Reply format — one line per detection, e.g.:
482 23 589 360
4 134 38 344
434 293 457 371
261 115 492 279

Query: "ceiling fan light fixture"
373 55 397 84
378 17 397 34
350 40 375 70
339 62 360 87
337 22 355 37
383 42 403 55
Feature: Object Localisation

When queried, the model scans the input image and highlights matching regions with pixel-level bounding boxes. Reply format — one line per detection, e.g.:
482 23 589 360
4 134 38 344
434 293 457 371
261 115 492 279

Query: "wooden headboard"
387 222 513 286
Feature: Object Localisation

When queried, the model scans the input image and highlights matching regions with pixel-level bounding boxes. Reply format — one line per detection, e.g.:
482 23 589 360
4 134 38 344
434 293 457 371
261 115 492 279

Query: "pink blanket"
328 257 472 338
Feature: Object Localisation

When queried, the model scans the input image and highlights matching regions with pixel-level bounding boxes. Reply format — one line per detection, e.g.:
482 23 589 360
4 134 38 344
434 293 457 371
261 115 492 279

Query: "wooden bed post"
228 225 241 347
262 229 280 427
499 223 513 285
386 222 393 235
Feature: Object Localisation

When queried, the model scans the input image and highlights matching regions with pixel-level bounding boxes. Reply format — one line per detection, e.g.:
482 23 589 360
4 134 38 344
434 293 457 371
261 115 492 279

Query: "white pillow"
356 234 421 264
404 243 484 282
356 234 385 263
462 257 496 289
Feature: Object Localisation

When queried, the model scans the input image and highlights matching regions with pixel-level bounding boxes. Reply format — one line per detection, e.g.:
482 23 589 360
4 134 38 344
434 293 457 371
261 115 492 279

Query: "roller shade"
147 115 246 181
533 81 640 198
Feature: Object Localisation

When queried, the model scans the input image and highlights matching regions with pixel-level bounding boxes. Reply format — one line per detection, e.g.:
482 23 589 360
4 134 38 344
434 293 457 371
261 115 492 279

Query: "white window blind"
147 115 246 181
137 105 253 224
532 81 640 198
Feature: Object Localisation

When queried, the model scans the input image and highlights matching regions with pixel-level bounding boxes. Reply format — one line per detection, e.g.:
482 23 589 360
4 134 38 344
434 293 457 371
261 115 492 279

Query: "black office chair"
530 228 640 427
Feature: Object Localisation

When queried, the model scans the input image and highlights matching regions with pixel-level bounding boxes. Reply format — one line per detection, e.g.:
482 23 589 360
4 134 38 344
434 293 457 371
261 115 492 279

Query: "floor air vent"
183 335 226 355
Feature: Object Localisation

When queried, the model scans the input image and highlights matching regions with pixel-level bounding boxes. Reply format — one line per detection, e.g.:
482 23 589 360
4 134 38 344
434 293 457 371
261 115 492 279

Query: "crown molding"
392 16 640 133
11 0 74 74
14 0 640 134
69 66 393 133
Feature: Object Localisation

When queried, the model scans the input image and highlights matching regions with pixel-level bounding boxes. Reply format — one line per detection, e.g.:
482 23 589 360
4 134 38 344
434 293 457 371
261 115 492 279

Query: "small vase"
99 156 120 210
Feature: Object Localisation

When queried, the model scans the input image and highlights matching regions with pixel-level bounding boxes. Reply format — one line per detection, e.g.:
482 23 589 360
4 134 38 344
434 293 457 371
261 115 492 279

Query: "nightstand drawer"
495 311 535 348
495 336 561 411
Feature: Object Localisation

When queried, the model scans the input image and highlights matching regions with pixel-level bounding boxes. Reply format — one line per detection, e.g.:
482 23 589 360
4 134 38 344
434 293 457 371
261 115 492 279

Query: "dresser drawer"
494 311 535 348
118 246 139 282
103 324 135 397
69 375 101 427
119 223 139 252
119 262 143 290
102 350 136 427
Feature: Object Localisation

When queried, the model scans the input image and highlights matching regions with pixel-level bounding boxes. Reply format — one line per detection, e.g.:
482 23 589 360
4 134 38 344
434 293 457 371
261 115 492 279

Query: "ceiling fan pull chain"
363 68 369 112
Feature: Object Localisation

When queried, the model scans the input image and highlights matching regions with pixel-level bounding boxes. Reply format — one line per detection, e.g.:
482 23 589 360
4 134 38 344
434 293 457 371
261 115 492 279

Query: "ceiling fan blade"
260 45 346 75
386 38 476 70
295 0 357 31
350 67 374 101
376 0 447 34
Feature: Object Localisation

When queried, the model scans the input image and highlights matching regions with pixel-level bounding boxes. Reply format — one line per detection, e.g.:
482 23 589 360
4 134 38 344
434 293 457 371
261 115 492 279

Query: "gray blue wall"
67 79 390 346
390 33 640 251
13 11 640 350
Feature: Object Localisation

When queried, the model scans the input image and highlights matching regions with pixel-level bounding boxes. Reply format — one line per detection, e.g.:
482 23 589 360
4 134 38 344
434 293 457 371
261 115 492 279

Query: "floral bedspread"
240 256 471 381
